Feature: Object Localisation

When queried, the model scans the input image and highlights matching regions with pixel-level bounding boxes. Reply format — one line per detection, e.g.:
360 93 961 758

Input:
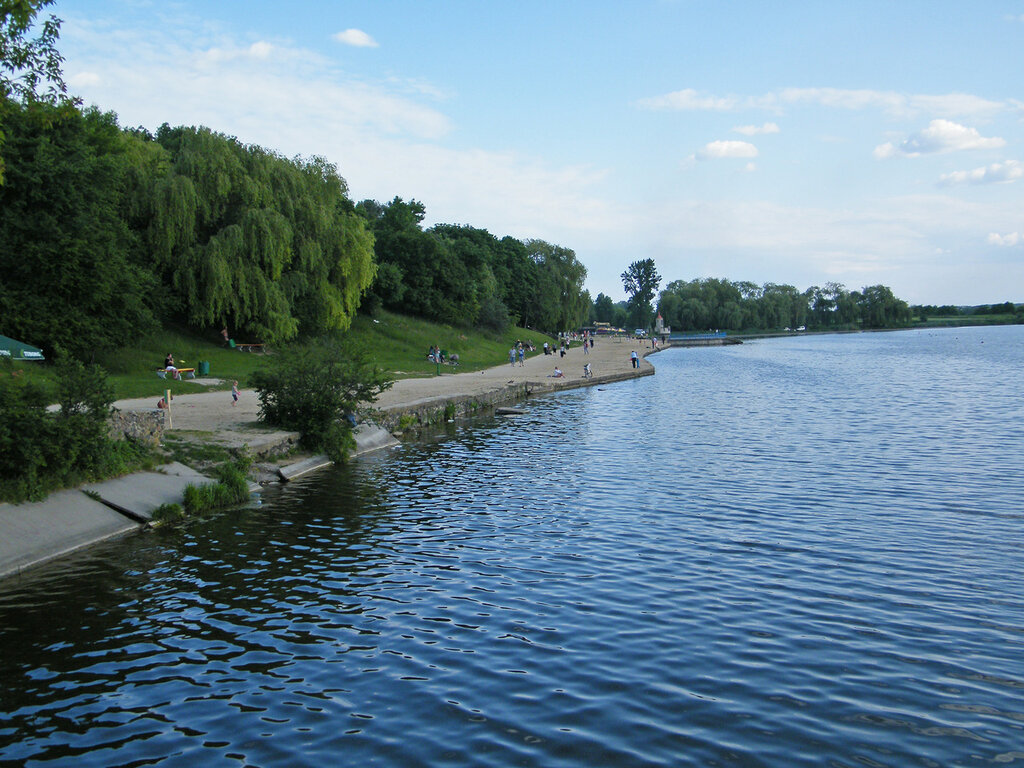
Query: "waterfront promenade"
109 335 656 443
0 338 657 581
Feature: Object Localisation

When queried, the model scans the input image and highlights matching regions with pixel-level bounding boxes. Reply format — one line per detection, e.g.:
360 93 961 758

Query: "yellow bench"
156 367 195 380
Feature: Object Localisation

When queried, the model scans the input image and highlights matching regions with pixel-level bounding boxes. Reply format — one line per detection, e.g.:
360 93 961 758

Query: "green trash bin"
198 360 210 376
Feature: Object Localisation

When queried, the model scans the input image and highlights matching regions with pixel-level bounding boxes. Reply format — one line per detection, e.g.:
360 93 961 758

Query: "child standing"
232 380 239 406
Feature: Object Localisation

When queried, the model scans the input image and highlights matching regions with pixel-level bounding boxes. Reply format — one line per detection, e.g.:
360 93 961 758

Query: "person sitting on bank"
551 367 564 378
164 353 178 377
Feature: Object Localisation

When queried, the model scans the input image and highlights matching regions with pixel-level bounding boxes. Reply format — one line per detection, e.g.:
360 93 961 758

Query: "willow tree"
139 125 374 342
523 239 589 333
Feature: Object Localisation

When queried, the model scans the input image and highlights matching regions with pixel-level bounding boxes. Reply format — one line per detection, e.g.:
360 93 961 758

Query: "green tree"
141 126 375 342
251 338 394 461
1 0 69 183
0 101 159 357
524 239 589 332
858 284 911 328
592 292 616 323
621 259 661 330
0 0 65 103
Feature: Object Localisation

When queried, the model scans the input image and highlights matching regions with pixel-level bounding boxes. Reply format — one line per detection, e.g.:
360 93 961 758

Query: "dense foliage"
0 102 159 358
656 278 912 332
250 338 394 461
356 198 590 334
1 0 67 183
0 355 147 501
0 101 378 356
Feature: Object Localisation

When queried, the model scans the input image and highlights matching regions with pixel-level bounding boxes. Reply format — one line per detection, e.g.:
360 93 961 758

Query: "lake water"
1 326 1022 767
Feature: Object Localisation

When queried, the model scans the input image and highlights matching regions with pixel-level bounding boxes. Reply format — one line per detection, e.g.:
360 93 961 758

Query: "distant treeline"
913 302 1019 319
596 279 926 333
0 97 591 359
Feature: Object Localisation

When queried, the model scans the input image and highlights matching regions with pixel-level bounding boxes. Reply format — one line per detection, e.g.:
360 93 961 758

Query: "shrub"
0 354 133 502
251 337 393 461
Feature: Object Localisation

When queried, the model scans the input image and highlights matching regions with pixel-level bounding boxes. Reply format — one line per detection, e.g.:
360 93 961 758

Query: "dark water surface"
2 326 1023 767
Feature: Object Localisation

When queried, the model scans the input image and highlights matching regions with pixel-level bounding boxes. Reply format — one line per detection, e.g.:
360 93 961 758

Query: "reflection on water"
2 326 1023 767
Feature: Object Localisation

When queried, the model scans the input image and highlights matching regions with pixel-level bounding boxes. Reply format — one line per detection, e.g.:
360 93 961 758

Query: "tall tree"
621 259 661 330
0 0 65 102
1 0 69 184
0 102 159 357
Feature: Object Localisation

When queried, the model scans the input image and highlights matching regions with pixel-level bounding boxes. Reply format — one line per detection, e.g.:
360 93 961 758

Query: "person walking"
231 380 240 406
509 346 517 366
518 345 525 366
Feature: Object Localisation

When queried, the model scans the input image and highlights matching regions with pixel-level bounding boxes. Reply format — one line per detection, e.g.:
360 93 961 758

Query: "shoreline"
0 340 659 582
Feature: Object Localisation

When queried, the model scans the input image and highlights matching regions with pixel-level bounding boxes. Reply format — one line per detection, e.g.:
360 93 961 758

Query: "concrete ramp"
0 491 139 580
278 455 332 481
83 464 214 522
354 423 400 455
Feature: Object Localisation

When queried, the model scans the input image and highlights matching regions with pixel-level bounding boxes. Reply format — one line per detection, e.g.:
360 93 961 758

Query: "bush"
0 354 131 502
251 337 393 461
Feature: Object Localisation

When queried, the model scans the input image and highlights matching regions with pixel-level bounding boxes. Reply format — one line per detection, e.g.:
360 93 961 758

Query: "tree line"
0 101 593 358
594 278 917 333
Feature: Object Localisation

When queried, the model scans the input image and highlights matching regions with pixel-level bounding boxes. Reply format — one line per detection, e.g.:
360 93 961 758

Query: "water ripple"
2 327 1024 766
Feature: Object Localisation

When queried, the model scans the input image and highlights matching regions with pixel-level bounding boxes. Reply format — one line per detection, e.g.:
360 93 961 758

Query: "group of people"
427 345 458 365
509 342 527 367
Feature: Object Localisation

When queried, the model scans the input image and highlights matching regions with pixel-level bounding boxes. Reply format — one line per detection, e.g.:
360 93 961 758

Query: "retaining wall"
108 408 165 447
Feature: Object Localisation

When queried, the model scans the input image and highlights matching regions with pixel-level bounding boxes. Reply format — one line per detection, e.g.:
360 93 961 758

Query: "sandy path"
113 337 658 436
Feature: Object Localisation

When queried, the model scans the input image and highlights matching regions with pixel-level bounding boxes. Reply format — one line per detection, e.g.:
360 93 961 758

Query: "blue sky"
57 0 1024 304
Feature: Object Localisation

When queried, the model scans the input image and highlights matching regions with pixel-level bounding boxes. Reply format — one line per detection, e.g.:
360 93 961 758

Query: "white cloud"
873 142 897 159
987 232 1020 246
940 160 1024 186
696 140 758 160
875 119 1005 158
333 28 378 48
733 122 779 136
248 41 273 59
637 88 738 111
68 71 101 87
639 86 1010 119
196 41 278 66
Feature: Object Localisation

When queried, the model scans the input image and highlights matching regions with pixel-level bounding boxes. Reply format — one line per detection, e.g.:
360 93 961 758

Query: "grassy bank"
3 313 556 402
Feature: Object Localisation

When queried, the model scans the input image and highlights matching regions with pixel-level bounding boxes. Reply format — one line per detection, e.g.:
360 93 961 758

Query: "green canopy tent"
0 335 45 361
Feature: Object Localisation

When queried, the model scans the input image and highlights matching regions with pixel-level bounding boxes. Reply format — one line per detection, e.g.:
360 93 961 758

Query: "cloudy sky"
57 0 1024 304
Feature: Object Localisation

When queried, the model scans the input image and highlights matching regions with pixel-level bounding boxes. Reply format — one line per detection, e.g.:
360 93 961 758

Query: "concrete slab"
153 461 213 482
353 423 400 455
83 467 214 522
0 491 140 580
278 455 332 481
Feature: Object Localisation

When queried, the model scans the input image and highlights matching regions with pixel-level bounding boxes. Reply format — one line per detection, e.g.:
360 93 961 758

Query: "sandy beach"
112 337 659 439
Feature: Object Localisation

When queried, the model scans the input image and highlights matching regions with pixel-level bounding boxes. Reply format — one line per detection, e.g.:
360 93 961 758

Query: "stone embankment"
0 339 658 581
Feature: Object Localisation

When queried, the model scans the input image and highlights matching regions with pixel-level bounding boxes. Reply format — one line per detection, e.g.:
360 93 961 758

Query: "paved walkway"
114 337 658 447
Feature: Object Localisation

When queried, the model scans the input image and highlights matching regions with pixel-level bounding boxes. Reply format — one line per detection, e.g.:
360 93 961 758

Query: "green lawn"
2 313 556 403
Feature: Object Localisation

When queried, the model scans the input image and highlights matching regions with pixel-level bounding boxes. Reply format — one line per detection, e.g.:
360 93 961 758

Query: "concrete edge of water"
0 355 657 584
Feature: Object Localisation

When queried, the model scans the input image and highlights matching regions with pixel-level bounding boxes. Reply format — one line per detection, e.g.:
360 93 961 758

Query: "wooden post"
165 388 172 429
